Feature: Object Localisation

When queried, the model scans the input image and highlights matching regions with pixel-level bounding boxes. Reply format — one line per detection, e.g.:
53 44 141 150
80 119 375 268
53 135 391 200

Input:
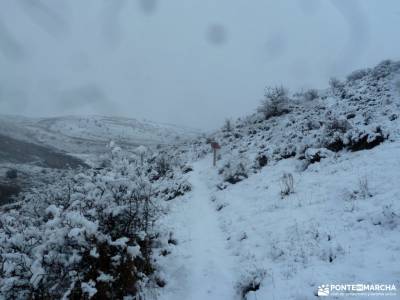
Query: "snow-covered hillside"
158 142 400 300
1 60 400 299
156 60 400 299
0 115 200 154
197 60 400 166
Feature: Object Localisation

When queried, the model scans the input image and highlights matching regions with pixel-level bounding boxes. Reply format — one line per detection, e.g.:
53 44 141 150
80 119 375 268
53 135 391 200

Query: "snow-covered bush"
279 144 297 159
157 176 191 201
346 68 369 82
325 118 351 135
181 165 193 174
219 155 250 184
371 59 393 80
0 143 190 299
257 86 290 119
322 118 351 151
329 77 344 91
303 89 319 101
304 148 334 164
153 152 173 178
344 126 388 152
135 145 148 165
223 119 233 132
1 166 155 299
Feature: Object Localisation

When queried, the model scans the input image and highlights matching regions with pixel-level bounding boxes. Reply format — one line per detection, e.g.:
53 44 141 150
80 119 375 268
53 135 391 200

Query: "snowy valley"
0 115 198 204
1 60 400 299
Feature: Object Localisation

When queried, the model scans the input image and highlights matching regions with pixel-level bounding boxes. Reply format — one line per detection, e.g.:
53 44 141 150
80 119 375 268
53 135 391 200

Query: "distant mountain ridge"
0 115 201 154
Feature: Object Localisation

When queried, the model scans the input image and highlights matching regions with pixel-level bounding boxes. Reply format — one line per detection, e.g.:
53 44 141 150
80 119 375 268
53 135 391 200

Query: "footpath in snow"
159 158 237 300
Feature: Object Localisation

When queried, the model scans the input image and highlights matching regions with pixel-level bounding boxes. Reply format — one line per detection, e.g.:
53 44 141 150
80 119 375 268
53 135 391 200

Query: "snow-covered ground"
154 60 400 300
159 141 400 299
158 160 236 300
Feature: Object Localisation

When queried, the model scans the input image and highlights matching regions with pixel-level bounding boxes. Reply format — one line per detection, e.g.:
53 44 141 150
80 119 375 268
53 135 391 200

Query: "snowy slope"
0 115 200 154
157 60 400 300
159 143 400 299
202 60 400 167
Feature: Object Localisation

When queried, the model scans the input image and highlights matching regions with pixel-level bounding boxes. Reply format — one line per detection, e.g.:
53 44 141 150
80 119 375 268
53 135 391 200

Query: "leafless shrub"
325 118 351 134
358 176 372 199
346 68 369 82
258 86 290 119
329 77 344 90
371 59 392 80
280 172 294 198
154 153 172 177
224 118 232 132
303 89 319 101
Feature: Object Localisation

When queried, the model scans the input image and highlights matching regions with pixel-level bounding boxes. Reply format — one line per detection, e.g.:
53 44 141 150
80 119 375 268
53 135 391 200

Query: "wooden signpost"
210 141 221 167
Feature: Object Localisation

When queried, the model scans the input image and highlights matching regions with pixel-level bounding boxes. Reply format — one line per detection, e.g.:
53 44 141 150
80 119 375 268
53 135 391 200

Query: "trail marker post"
210 141 221 167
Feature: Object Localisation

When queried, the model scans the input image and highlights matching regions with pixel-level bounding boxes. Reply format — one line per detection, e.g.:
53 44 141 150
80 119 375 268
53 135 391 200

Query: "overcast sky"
1 0 400 129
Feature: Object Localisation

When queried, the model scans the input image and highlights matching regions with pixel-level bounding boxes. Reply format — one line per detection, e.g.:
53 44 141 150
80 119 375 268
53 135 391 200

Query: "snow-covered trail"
159 158 237 300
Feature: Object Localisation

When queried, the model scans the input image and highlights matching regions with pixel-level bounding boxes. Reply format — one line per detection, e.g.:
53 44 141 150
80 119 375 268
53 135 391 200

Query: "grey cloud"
0 19 25 61
0 84 28 113
330 0 371 73
102 0 126 47
0 1 399 129
138 0 158 15
298 0 321 15
206 24 228 46
56 84 117 115
18 0 67 37
265 34 287 60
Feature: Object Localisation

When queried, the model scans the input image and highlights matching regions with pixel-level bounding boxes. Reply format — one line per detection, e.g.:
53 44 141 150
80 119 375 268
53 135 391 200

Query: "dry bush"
346 68 369 82
358 176 372 199
280 173 294 198
224 118 233 132
329 77 344 90
258 86 290 119
303 89 319 101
